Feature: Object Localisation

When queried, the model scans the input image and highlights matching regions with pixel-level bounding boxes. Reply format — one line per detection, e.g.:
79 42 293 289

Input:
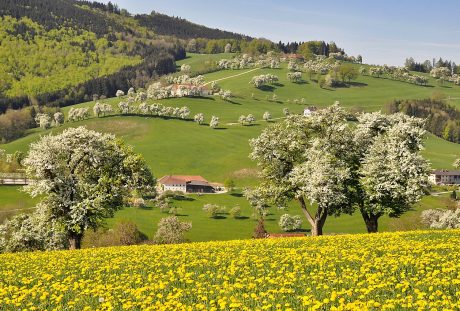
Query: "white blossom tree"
219 90 232 101
238 115 246 125
116 90 125 97
118 101 130 114
22 127 155 249
35 113 51 129
353 112 430 232
263 111 271 122
246 114 255 125
194 113 204 125
53 112 64 126
68 108 89 122
127 87 135 97
178 106 190 119
287 72 302 83
210 116 219 128
249 104 355 236
93 102 102 117
224 43 232 53
180 64 191 73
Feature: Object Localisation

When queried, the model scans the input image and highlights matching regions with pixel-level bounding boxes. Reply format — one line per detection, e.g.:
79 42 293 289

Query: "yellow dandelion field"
1 230 460 310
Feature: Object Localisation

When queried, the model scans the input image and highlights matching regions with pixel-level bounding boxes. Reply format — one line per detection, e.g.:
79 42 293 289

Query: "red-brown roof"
158 175 208 185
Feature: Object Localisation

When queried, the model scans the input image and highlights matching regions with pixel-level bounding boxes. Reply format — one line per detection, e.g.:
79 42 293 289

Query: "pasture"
1 53 460 241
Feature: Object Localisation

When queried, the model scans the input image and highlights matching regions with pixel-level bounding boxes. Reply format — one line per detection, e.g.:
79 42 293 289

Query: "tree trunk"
311 210 328 236
68 232 83 250
298 197 328 236
360 210 381 233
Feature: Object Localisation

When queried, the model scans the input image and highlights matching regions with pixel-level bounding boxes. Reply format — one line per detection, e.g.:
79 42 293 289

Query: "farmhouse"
429 170 460 185
158 175 215 193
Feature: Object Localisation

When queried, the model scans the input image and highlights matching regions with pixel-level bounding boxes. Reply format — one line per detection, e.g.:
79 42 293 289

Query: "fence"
0 173 29 185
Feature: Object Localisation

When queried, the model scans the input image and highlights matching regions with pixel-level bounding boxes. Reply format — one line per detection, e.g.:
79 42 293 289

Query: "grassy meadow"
1 53 460 241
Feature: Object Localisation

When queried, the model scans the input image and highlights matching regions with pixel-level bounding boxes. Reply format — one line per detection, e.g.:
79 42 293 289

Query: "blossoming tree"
22 126 155 249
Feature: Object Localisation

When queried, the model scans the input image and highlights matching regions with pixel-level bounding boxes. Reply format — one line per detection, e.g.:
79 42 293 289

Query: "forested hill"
0 0 129 36
135 12 250 40
0 0 252 112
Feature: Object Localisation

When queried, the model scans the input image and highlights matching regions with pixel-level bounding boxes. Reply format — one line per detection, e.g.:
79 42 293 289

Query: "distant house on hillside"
303 106 317 117
158 175 215 193
429 170 460 185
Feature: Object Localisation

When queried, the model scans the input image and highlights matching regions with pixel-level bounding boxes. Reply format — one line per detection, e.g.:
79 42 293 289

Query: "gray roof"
432 170 460 176
187 180 213 187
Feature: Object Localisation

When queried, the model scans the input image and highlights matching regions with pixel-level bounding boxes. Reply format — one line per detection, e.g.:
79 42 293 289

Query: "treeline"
276 41 344 57
386 98 460 143
186 38 346 58
405 57 459 74
136 11 250 40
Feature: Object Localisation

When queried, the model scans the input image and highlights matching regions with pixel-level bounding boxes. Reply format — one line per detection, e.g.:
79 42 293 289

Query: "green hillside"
1 53 460 241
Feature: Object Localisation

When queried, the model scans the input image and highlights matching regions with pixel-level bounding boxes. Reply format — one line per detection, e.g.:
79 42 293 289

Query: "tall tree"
249 104 354 236
353 113 430 232
22 126 155 249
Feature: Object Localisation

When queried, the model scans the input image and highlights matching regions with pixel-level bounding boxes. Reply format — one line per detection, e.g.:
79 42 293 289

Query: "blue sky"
102 0 459 66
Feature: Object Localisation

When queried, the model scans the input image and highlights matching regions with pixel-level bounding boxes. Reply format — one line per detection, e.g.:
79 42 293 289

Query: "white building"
429 170 460 185
158 175 215 193
303 106 317 117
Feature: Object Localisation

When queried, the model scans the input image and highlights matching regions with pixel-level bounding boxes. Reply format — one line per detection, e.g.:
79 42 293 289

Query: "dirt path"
204 67 261 86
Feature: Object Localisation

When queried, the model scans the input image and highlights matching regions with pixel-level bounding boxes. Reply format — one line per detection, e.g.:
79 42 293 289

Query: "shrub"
132 197 146 208
229 206 242 219
83 220 144 247
224 179 235 192
153 216 192 244
203 204 220 218
421 208 460 229
279 214 303 232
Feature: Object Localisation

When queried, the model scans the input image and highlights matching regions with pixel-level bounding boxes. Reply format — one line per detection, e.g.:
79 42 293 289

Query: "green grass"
0 186 39 223
1 53 460 241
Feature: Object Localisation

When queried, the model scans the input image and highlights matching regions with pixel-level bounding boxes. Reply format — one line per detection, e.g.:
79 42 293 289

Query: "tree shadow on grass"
224 99 242 105
213 127 228 130
235 216 250 220
294 80 309 85
346 81 368 88
212 215 227 219
273 82 284 87
258 85 275 92
173 196 195 202
230 193 243 197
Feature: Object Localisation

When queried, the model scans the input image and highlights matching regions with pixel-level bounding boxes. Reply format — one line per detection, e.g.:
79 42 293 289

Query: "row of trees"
364 65 429 86
248 104 430 235
405 57 458 74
